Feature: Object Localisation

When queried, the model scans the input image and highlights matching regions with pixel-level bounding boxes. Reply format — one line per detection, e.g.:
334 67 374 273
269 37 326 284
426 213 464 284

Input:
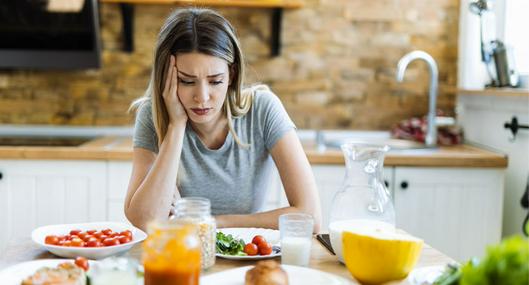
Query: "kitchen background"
0 0 528 262
0 0 458 129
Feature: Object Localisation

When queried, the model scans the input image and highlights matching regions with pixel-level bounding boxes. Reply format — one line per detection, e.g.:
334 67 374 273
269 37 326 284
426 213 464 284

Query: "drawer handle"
384 180 389 187
400 181 408 190
0 172 3 180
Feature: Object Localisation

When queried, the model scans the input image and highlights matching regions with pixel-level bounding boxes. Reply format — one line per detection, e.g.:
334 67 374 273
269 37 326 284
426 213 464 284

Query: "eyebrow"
177 71 224 78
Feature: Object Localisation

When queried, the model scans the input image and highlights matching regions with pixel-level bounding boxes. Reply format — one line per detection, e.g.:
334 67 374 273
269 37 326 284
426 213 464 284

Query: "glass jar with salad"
142 220 201 285
171 197 216 269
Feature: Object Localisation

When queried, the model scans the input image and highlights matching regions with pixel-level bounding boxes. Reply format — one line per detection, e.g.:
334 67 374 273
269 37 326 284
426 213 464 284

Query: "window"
504 0 529 74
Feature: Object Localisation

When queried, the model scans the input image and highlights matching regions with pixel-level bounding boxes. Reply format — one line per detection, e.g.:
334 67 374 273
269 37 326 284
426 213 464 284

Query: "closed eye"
211 80 223 85
178 78 194 85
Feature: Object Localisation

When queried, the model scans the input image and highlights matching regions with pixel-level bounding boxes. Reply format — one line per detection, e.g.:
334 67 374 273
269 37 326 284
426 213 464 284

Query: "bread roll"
245 260 288 285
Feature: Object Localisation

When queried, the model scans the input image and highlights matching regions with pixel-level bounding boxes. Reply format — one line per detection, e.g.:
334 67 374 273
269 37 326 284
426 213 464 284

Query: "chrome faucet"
396 50 438 147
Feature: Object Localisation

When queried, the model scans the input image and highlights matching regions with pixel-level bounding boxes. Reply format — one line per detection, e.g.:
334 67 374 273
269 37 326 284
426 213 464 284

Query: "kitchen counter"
0 136 508 167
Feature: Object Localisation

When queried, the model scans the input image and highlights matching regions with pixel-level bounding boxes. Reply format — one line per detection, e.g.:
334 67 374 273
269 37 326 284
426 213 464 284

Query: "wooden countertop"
458 87 529 97
0 237 454 284
0 137 507 168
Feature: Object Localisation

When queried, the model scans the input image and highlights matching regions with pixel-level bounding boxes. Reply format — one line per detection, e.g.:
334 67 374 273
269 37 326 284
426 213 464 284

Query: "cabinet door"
107 161 133 223
394 167 504 261
0 160 106 252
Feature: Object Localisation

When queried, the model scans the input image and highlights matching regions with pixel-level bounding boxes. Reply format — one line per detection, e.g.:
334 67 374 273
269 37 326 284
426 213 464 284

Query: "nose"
194 82 210 103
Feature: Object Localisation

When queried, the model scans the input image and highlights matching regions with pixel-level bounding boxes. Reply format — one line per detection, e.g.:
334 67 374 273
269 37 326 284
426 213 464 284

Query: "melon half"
342 227 423 284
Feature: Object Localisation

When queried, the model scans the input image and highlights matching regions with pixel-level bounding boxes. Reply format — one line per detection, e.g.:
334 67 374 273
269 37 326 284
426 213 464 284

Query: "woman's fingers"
170 66 177 98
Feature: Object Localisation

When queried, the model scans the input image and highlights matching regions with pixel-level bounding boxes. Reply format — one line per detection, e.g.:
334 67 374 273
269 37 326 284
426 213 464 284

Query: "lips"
191 108 211 116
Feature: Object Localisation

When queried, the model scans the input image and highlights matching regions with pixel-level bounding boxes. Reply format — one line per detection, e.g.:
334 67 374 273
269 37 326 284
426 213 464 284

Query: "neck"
190 115 230 149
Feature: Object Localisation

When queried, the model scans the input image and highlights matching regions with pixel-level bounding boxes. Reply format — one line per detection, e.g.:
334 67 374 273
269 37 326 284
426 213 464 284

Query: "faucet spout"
396 50 439 147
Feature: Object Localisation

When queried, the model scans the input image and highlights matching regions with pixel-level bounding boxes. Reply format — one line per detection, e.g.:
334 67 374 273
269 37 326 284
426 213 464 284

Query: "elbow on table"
124 206 148 232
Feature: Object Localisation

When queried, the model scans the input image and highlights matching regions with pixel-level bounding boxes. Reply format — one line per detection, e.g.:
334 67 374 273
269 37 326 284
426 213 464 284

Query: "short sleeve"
133 101 159 153
255 89 296 150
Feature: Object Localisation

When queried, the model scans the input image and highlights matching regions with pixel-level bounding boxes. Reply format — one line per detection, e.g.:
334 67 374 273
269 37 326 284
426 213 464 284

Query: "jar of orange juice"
142 220 201 285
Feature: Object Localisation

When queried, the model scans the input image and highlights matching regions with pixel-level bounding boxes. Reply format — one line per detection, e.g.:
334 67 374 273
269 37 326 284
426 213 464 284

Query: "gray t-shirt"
133 89 296 215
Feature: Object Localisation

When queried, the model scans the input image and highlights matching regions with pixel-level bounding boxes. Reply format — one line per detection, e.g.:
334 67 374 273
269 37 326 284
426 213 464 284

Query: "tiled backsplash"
0 1 459 129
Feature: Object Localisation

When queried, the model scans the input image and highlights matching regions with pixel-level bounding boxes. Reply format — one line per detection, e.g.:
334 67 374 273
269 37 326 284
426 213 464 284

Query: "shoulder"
250 85 284 112
134 99 153 122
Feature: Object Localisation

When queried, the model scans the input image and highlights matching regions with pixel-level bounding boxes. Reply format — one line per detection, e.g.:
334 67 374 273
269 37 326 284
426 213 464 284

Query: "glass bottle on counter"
328 143 396 263
142 220 201 285
171 197 216 270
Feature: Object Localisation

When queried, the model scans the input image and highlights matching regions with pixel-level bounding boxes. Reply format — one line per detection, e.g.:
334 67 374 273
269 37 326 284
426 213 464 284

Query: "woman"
125 8 321 232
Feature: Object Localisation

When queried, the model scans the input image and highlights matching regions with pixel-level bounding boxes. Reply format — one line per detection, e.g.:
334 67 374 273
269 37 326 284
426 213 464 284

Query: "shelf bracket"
117 5 284 56
270 8 283 57
120 3 134 53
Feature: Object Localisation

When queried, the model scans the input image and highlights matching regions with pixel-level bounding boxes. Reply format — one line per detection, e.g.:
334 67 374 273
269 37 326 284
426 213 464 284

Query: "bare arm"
124 55 188 231
124 123 186 231
215 130 322 233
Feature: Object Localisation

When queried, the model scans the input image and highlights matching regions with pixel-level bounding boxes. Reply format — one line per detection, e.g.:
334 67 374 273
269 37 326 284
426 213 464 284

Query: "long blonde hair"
130 8 255 147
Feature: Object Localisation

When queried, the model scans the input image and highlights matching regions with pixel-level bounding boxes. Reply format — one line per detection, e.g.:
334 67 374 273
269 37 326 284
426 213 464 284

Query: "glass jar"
172 197 216 270
142 220 201 285
328 143 396 263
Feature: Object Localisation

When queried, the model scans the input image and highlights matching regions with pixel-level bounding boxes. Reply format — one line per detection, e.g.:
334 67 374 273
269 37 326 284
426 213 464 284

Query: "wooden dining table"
0 237 454 284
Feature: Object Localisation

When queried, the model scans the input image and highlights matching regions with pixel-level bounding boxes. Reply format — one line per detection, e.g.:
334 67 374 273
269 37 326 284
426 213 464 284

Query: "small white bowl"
32 222 147 260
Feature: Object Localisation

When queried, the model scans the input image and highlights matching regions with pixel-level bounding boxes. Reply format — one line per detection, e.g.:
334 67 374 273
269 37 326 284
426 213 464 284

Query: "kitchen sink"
298 130 437 152
0 136 93 147
323 138 428 150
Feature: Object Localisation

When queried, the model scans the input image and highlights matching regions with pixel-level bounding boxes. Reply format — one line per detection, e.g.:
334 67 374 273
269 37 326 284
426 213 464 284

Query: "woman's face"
175 52 231 127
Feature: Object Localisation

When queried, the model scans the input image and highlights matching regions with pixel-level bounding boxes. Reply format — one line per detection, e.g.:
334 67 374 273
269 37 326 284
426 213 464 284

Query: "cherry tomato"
82 235 94 242
57 235 67 242
69 229 82 236
45 235 59 245
258 242 273 255
118 235 132 244
120 230 133 239
86 239 101 247
109 232 120 238
93 231 105 239
252 235 266 246
74 257 89 271
70 238 85 247
101 229 113 236
57 240 66 246
77 232 88 240
63 240 73 247
244 243 259 256
102 238 120 247
86 230 97 235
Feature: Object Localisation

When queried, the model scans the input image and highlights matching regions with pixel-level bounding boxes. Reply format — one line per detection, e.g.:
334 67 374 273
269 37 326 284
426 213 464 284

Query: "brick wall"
0 0 459 129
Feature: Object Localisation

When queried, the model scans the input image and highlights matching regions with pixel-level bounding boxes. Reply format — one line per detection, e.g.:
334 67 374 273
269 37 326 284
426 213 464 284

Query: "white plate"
407 265 446 285
0 259 97 285
32 222 147 260
216 228 281 260
201 264 354 285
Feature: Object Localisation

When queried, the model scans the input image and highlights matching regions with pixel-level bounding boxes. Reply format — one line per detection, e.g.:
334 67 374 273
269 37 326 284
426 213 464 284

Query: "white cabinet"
107 161 133 223
308 164 504 262
0 160 107 253
393 167 504 262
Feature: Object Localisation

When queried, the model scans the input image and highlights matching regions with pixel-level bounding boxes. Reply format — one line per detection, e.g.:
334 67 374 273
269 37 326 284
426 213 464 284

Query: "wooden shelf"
100 0 303 55
100 0 303 9
457 87 529 97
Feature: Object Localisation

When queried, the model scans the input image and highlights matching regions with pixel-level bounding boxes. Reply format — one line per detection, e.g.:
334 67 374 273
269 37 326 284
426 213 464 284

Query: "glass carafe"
328 143 396 263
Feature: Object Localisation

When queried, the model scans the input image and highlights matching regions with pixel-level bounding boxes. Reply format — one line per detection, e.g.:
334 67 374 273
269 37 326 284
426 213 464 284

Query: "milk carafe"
328 143 396 263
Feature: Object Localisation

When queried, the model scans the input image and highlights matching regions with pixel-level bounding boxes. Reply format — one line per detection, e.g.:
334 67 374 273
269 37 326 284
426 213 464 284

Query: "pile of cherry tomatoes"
243 235 273 256
44 229 133 247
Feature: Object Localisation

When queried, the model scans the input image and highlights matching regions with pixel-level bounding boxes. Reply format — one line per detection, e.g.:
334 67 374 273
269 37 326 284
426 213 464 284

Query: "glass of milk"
279 213 314 266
